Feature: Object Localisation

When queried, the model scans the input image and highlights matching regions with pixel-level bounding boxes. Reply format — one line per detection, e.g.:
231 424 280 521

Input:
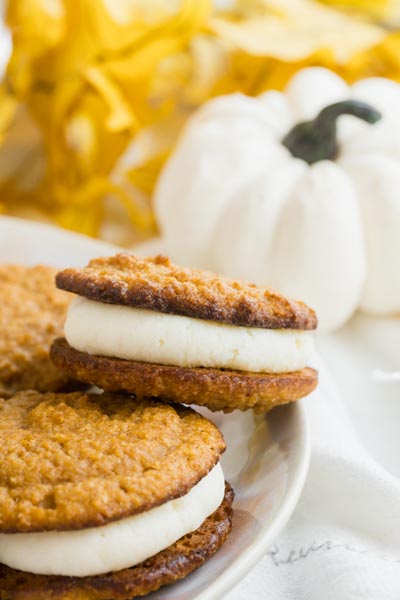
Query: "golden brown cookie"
0 264 75 397
51 338 318 414
0 485 233 600
56 254 317 330
0 390 225 533
54 253 318 413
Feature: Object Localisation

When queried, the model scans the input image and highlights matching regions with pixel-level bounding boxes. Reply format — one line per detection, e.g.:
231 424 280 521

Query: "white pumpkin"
154 67 400 331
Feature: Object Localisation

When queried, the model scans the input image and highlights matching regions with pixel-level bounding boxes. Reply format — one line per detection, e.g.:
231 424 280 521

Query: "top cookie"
0 390 225 533
56 254 317 330
0 264 73 396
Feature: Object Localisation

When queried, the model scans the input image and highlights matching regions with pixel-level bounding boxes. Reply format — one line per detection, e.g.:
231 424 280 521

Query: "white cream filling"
0 464 225 577
64 297 314 373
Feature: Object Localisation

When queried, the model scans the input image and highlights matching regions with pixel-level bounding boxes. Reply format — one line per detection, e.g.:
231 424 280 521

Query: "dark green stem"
282 100 382 165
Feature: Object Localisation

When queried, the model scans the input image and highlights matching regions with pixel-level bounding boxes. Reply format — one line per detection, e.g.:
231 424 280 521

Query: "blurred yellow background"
1 0 400 246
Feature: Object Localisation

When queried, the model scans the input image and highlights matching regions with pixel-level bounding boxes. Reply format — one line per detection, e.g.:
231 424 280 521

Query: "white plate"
0 216 310 600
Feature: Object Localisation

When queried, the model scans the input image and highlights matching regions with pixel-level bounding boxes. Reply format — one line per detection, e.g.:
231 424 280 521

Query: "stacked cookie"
0 391 231 599
0 254 317 600
52 254 318 413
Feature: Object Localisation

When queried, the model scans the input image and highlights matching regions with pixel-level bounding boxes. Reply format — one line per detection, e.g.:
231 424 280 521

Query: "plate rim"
0 215 119 256
196 401 310 600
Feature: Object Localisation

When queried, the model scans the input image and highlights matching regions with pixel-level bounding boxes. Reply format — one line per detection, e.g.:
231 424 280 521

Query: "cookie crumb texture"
0 265 72 396
0 485 233 600
0 391 225 533
51 339 318 414
56 254 317 330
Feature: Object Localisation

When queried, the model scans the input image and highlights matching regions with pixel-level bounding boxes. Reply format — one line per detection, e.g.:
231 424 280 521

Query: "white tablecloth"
226 314 400 600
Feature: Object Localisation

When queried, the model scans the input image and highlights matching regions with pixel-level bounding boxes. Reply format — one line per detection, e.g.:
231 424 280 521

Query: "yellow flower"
2 0 211 237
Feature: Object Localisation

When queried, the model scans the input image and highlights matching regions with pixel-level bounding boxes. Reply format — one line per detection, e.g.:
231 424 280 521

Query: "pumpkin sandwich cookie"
0 264 77 397
51 254 318 413
0 390 232 600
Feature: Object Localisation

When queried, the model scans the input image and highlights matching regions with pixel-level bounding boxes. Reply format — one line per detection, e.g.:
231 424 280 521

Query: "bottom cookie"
51 338 318 413
0 485 233 600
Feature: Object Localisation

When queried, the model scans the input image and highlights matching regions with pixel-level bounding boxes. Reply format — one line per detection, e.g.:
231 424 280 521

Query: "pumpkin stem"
281 100 381 165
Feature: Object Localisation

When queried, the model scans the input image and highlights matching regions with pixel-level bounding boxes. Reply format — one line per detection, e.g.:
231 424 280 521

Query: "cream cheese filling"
0 464 225 577
64 297 314 373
